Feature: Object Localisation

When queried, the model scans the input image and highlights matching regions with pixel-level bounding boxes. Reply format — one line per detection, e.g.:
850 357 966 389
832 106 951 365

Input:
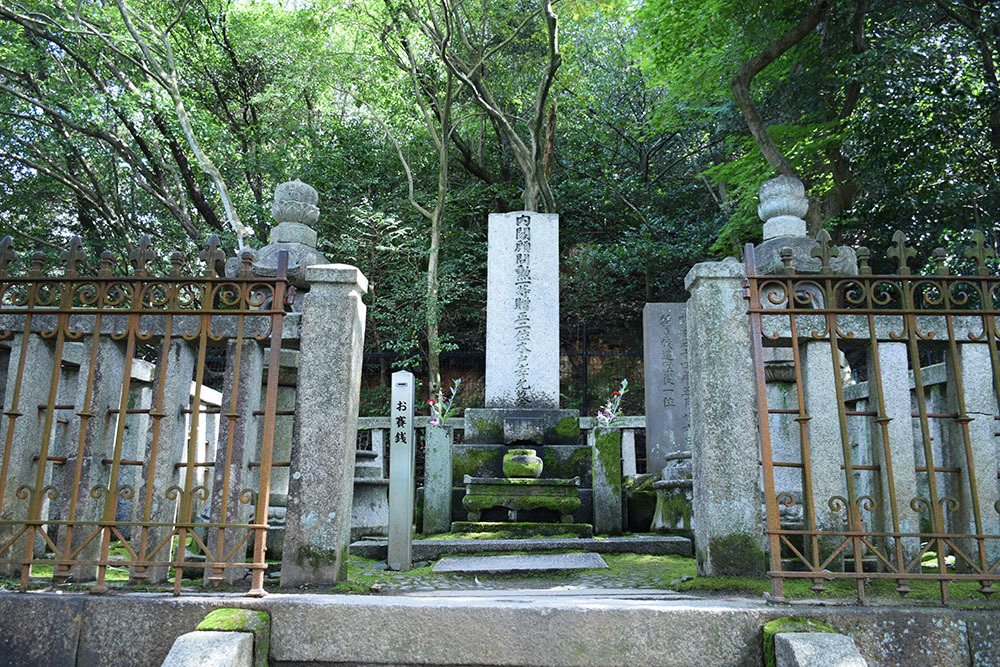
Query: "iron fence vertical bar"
248 251 288 597
24 278 73 591
861 278 908 592
91 284 140 594
744 244 783 598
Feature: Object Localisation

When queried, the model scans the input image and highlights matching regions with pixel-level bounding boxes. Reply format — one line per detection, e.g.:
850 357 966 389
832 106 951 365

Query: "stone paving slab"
350 535 692 560
432 552 608 575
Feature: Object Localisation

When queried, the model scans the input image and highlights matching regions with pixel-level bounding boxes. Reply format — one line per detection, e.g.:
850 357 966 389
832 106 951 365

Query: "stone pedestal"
461 476 580 523
685 259 764 576
280 264 367 588
651 453 693 533
485 212 559 408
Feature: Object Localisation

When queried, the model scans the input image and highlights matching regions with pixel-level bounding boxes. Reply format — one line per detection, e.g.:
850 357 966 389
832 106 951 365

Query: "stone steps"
349 535 692 561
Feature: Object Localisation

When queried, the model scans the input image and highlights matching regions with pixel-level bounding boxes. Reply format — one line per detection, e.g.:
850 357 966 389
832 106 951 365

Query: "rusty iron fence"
0 235 290 596
746 230 1000 604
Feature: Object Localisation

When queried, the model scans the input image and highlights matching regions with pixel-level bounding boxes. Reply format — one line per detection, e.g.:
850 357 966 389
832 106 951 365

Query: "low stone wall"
0 592 995 666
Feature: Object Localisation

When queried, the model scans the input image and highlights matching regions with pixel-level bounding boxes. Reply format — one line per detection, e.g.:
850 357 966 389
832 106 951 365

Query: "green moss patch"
707 533 767 576
762 617 836 667
452 447 503 479
197 608 270 667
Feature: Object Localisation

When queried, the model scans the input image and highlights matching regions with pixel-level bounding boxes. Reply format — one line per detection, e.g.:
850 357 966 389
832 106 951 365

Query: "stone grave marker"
388 371 415 570
642 303 690 473
485 212 559 409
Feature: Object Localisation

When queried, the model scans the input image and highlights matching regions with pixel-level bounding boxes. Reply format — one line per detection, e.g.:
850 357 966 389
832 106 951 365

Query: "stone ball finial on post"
228 178 328 298
758 174 809 241
752 175 857 276
270 178 320 246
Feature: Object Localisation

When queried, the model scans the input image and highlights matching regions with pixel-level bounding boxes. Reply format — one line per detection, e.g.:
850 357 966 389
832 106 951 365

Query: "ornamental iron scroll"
746 229 1000 605
0 236 292 597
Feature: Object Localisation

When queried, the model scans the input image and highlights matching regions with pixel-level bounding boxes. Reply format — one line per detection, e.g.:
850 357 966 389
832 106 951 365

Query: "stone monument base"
449 521 593 539
461 475 581 523
464 408 580 445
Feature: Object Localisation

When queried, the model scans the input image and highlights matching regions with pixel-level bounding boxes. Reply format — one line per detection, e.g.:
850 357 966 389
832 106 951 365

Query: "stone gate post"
280 264 367 587
684 257 763 575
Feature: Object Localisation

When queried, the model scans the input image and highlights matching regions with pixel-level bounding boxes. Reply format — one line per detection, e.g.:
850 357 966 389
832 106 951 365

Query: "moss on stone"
539 446 591 481
197 609 270 667
708 533 767 576
296 545 340 571
552 416 581 442
452 448 502 479
762 617 837 667
593 429 622 499
468 416 503 443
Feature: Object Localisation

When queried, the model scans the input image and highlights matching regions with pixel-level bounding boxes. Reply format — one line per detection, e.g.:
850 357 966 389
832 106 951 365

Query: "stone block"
485 212 560 408
774 632 866 667
196 608 270 667
463 407 580 445
432 552 607 574
161 631 253 667
0 593 83 667
269 221 317 247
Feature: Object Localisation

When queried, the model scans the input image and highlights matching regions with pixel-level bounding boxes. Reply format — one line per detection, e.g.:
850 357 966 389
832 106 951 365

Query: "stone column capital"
304 264 368 294
684 258 745 292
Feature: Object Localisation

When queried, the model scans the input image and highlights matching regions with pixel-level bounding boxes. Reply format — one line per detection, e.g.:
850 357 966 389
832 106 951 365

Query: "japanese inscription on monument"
485 212 559 409
642 303 690 473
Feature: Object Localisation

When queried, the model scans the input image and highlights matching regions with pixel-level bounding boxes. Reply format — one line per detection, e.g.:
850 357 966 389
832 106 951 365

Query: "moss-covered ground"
2 538 996 607
317 551 1000 606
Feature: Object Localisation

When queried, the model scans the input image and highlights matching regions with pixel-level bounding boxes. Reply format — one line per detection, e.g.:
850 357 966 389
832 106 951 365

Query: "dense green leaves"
1 0 997 400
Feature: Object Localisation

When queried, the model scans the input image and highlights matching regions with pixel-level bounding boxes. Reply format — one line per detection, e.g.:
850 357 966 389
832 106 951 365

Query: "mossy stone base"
196 608 270 667
450 521 593 538
462 475 581 522
703 533 767 577
464 408 581 445
763 617 837 667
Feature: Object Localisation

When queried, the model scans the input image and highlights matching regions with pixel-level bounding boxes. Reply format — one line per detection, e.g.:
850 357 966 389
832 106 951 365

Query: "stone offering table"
462 475 581 523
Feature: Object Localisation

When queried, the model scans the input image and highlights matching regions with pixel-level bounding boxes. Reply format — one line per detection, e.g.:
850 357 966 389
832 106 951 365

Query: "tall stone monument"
465 212 578 445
